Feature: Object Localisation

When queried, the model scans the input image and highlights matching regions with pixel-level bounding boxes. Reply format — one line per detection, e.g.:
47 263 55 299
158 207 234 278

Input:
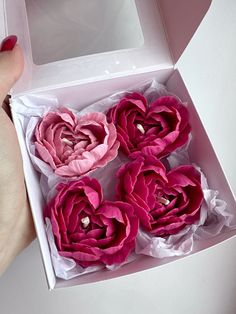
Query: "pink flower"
117 156 203 237
107 93 191 159
35 108 119 177
45 177 139 267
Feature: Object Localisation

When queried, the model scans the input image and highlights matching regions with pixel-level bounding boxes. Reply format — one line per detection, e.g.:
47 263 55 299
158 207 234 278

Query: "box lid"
0 0 211 95
176 0 236 197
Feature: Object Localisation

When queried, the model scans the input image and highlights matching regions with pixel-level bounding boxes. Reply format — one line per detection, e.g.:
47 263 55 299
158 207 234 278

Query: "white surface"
1 238 236 314
1 0 236 313
0 0 5 40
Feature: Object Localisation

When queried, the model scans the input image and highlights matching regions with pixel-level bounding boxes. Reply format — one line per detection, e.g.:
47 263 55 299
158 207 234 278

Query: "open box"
1 0 236 289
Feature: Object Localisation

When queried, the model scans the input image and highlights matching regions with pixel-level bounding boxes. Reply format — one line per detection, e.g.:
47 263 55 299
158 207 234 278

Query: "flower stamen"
61 138 74 146
136 123 145 134
81 216 90 228
158 196 170 206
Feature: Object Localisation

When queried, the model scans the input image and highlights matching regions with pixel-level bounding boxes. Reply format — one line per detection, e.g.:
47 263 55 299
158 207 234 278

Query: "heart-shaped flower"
45 177 139 267
107 93 191 159
116 156 203 236
35 108 119 177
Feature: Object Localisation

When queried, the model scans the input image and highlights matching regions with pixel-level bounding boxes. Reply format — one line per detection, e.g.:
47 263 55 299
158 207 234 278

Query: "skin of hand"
0 44 35 275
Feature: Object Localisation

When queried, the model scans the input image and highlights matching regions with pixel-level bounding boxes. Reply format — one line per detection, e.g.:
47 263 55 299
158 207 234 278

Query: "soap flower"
45 177 139 267
117 156 203 236
35 108 119 177
107 93 191 159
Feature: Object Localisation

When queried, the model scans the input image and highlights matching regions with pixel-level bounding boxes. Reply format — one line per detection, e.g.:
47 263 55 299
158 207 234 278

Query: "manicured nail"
0 35 18 52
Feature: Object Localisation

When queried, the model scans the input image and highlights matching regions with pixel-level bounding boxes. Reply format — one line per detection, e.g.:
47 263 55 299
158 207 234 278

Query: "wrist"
0 202 35 276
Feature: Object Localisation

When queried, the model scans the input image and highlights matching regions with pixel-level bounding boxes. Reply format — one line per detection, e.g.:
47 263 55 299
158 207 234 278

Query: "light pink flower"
45 177 139 267
107 93 191 159
35 108 119 177
117 156 203 237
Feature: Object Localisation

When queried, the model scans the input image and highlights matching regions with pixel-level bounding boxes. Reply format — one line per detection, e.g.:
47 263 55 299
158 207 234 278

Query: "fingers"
0 44 24 106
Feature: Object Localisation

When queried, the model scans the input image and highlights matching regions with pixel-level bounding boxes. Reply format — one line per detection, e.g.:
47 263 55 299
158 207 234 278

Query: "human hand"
0 36 35 275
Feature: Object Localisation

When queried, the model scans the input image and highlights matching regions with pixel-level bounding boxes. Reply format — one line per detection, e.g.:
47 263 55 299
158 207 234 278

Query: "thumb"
0 43 24 105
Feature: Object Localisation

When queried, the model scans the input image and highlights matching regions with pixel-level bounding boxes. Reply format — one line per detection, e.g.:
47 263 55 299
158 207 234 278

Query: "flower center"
81 216 90 229
136 123 145 134
157 196 170 206
61 138 74 146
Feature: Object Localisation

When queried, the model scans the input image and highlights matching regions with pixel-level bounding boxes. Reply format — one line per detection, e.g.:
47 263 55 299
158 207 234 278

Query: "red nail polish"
0 35 17 52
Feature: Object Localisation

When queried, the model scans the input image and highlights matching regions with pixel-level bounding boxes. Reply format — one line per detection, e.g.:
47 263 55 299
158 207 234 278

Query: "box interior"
12 69 236 290
6 0 230 290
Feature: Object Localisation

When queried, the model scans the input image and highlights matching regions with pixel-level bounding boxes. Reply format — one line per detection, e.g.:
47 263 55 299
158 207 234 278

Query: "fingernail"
0 35 18 52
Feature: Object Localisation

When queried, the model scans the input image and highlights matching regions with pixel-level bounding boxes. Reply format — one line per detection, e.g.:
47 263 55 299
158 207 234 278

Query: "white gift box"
1 0 235 289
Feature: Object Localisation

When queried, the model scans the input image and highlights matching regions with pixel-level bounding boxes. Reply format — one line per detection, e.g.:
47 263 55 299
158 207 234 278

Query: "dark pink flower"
117 156 203 237
107 93 191 159
35 108 119 177
45 177 139 267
